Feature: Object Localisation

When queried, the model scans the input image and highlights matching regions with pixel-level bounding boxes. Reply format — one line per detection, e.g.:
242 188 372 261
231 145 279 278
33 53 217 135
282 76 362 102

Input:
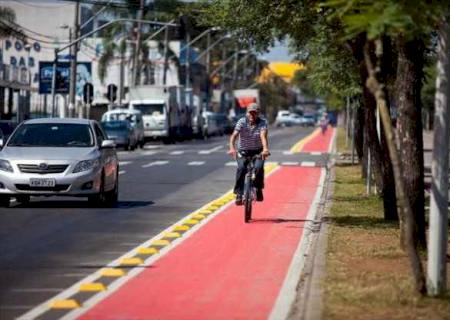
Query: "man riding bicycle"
228 103 270 205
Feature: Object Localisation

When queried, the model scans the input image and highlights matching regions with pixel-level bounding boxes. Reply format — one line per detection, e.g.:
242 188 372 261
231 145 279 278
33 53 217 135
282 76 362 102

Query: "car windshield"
101 121 128 131
8 123 94 147
105 113 136 123
132 104 164 115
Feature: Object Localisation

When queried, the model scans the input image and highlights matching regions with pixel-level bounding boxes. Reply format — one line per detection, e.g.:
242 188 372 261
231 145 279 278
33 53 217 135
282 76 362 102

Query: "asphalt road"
0 125 324 319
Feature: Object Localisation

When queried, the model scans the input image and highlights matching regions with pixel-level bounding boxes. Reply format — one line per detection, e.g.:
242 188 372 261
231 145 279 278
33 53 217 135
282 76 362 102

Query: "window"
8 123 94 147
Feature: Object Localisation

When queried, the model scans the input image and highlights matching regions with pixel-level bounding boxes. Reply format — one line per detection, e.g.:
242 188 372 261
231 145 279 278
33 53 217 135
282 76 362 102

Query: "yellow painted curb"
198 209 213 215
137 247 159 255
120 257 143 266
192 214 205 220
151 239 171 246
184 219 199 225
101 268 125 277
79 283 106 292
207 205 220 211
173 225 190 231
163 232 181 239
50 299 81 309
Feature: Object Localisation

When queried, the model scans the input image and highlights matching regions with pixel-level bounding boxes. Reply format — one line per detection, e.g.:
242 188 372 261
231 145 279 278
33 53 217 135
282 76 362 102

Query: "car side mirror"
101 139 116 149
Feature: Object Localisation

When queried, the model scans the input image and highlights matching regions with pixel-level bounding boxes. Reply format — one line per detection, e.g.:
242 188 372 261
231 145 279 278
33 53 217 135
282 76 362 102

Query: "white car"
0 118 119 207
275 111 302 127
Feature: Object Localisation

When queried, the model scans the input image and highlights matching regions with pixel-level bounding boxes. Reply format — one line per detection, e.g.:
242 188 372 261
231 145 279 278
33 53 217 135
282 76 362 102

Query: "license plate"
29 178 56 187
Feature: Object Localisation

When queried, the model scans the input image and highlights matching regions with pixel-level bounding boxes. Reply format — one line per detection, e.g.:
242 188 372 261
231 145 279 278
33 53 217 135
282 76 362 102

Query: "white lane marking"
119 170 126 175
281 161 299 166
142 150 159 156
170 150 185 155
119 161 132 166
269 167 327 320
188 161 205 166
142 145 160 150
225 161 237 166
283 151 293 155
310 152 322 155
301 161 316 167
198 145 224 155
142 160 169 168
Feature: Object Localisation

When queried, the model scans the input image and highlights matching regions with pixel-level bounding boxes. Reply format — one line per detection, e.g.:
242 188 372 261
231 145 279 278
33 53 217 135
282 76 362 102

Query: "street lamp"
51 18 178 117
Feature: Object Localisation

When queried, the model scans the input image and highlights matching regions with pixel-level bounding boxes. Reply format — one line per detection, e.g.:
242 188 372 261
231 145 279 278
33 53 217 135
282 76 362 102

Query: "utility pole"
162 25 169 85
427 15 450 296
68 1 80 118
132 0 144 86
185 32 191 89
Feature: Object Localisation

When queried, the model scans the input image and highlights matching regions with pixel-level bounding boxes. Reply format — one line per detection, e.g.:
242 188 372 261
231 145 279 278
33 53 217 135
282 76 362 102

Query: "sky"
259 41 294 62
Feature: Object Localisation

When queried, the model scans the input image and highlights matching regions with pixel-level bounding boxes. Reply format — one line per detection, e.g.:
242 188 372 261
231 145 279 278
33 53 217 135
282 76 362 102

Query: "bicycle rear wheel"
244 177 252 223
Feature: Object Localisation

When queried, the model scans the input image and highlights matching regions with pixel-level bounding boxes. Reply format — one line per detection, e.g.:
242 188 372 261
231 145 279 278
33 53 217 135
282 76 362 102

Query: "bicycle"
241 154 261 223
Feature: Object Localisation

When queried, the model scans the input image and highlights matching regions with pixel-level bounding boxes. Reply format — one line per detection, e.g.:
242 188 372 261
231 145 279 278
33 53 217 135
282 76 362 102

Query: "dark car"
101 120 137 151
0 121 18 143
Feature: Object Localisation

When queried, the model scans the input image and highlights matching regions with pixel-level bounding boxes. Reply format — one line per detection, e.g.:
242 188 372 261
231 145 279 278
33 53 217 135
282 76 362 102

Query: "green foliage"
323 0 443 41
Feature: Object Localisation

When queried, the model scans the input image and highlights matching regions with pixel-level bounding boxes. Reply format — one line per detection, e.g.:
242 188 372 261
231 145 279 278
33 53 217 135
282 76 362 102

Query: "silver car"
0 118 119 207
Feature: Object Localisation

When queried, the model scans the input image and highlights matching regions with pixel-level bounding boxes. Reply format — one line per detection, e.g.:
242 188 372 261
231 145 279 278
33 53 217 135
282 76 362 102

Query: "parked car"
215 113 234 135
0 118 119 207
202 111 222 137
275 110 303 127
101 120 138 151
301 114 317 127
102 109 145 148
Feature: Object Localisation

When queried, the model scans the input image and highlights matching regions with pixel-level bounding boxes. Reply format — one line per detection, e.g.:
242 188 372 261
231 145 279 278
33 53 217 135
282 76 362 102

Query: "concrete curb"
286 129 337 320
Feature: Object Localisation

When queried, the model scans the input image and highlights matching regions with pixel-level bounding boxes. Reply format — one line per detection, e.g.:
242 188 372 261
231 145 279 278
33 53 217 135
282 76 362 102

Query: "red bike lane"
78 129 334 320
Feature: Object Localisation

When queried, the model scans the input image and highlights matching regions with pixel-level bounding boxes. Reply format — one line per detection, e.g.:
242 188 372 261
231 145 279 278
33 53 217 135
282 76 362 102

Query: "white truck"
233 89 261 116
128 85 181 143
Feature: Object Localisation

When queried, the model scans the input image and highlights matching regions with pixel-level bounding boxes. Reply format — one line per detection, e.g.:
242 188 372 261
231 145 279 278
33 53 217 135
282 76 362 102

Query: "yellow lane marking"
120 257 143 266
151 239 171 246
137 247 159 255
79 283 106 292
173 225 190 232
50 299 81 309
100 268 126 277
192 214 206 220
184 219 199 225
163 232 181 239
289 128 321 153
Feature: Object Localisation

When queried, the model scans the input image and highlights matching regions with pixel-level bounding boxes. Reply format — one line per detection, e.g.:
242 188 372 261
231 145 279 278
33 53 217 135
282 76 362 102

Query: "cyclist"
228 103 270 205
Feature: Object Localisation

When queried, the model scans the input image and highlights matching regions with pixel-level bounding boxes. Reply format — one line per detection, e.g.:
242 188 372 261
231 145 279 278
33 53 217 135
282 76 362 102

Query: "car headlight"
0 159 13 173
73 158 100 173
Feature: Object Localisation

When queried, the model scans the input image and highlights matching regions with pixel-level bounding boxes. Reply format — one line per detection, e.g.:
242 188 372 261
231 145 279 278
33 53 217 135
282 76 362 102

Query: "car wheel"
88 174 107 207
139 140 145 148
16 195 30 204
105 171 118 207
0 195 10 208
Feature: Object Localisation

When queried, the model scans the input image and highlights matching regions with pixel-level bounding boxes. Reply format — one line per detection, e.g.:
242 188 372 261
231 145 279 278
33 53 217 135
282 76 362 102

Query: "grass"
323 127 450 320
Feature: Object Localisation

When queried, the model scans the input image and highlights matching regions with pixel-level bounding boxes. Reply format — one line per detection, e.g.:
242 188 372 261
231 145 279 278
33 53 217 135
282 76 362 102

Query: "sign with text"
39 62 92 95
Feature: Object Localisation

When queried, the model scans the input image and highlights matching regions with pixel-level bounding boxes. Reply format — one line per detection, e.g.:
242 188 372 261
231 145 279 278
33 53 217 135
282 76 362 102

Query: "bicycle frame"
241 154 260 223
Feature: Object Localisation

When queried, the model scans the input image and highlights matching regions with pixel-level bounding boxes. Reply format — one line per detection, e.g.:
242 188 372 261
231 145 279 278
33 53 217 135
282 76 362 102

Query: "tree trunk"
365 39 426 295
354 99 365 160
396 35 427 250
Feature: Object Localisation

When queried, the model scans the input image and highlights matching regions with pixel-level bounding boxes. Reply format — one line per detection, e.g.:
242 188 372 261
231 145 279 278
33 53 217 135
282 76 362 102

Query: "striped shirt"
234 116 268 151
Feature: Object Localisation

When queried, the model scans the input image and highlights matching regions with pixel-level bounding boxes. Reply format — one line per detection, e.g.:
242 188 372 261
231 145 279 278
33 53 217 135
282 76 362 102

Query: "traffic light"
106 84 117 102
83 82 94 104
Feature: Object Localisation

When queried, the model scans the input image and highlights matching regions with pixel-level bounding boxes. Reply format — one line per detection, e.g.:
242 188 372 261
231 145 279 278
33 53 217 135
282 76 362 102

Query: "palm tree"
94 0 182 101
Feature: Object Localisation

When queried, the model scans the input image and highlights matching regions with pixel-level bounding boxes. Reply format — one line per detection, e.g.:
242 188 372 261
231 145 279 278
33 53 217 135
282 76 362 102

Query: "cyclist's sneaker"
235 194 243 206
256 189 264 201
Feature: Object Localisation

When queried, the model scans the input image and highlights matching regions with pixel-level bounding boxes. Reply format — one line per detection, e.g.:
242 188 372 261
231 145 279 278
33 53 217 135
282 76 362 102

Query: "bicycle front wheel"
244 177 252 223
